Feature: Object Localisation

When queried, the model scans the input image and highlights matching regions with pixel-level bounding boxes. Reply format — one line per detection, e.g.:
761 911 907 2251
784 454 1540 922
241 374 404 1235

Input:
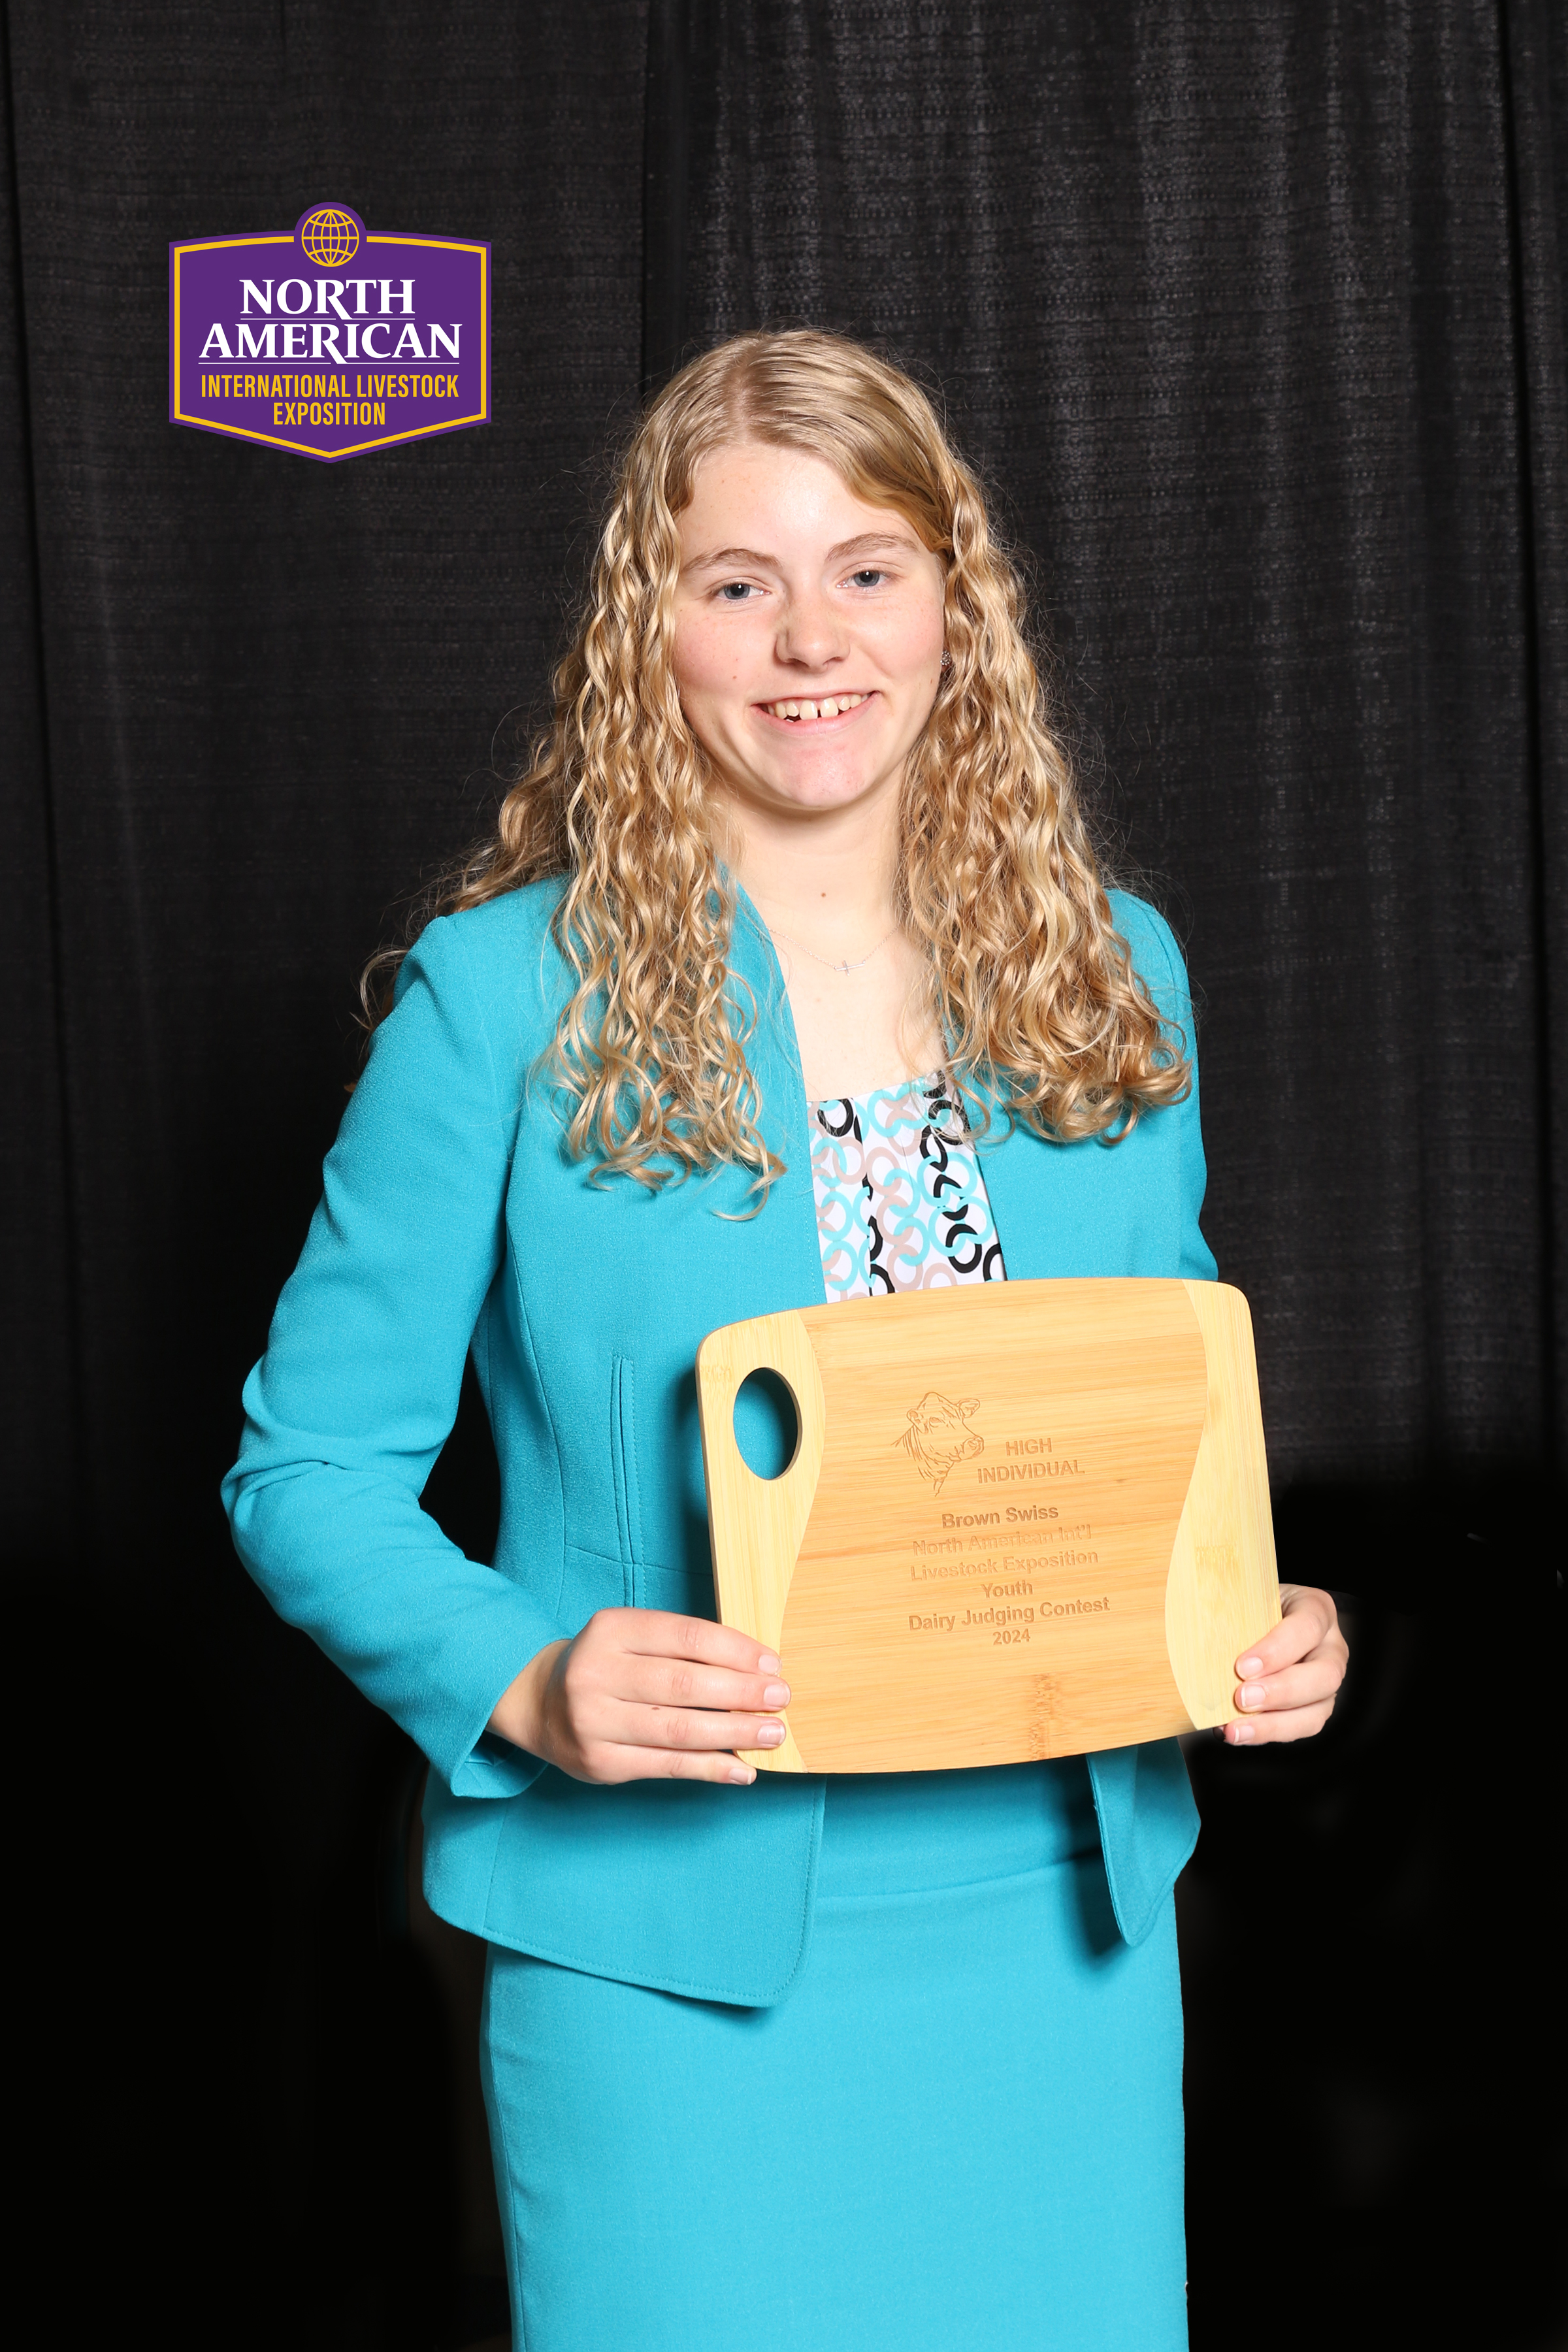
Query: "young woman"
225 330 1347 2351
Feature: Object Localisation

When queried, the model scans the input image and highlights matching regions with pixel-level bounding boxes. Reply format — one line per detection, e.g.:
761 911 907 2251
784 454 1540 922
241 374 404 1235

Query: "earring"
939 649 951 668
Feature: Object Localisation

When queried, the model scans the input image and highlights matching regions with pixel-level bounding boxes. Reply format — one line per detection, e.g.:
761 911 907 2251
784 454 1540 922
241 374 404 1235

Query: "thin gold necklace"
769 921 900 976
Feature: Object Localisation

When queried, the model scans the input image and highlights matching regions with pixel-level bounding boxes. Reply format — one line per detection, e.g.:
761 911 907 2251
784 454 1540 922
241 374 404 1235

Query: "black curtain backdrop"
5 5 1565 2347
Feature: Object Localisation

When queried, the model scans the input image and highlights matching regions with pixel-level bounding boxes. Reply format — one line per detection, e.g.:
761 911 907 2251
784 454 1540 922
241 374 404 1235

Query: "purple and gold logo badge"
169 203 489 461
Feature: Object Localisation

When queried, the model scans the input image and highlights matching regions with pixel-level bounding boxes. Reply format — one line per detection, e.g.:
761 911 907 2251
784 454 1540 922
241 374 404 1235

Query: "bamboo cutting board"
696 1279 1279 1773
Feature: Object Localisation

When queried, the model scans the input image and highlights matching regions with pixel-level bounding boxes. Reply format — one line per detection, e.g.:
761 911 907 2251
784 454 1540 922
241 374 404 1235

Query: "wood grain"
696 1279 1280 1774
694 1310 823 1774
1164 1282 1282 1723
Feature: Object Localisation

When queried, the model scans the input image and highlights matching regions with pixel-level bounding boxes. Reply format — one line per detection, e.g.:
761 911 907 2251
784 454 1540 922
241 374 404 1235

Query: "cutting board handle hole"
732 1367 802 1482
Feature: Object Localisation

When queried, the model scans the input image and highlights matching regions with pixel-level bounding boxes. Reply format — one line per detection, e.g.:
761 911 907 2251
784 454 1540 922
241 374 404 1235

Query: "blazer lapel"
728 883 827 1307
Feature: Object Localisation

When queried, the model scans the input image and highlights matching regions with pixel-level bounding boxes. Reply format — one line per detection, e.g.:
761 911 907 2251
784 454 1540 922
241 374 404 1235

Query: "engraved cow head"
896 1390 985 1494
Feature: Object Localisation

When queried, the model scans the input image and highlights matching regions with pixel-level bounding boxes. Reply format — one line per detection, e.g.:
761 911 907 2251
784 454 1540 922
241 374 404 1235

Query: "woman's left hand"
1220 1584 1348 1745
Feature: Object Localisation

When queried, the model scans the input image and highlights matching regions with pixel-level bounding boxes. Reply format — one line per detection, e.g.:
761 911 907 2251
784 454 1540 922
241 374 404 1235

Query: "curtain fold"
1 16 82 1563
1501 0 1568 1458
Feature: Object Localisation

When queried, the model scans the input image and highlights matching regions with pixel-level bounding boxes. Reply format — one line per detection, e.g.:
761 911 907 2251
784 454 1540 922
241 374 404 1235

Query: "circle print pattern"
301 207 359 268
809 1071 1006 1303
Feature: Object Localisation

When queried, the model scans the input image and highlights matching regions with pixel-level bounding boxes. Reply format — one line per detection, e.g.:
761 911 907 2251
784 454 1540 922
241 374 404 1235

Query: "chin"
772 777 887 816
757 744 900 801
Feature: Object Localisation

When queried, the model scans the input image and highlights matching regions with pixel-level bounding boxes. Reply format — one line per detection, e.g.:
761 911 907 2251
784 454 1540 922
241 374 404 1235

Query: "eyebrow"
682 529 923 574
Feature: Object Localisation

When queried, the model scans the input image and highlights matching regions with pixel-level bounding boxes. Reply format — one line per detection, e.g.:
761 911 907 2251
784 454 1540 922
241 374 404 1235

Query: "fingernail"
758 1652 781 1674
1230 1721 1256 1744
729 1764 757 1784
762 1680 791 1707
1239 1682 1265 1708
757 1722 786 1747
1237 1656 1262 1678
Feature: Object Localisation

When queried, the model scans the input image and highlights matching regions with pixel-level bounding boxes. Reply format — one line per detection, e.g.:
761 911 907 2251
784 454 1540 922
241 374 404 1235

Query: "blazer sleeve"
1112 891 1220 1285
220 914 559 1799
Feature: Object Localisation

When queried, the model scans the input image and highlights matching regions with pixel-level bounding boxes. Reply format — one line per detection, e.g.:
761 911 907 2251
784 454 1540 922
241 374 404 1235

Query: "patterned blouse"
809 1070 1007 1302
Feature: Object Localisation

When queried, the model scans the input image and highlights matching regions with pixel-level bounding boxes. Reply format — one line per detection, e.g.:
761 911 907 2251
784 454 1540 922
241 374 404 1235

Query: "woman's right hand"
487 1610 791 1786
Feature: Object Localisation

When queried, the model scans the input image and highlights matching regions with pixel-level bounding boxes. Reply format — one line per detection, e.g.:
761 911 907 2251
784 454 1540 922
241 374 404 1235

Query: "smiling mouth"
760 693 870 723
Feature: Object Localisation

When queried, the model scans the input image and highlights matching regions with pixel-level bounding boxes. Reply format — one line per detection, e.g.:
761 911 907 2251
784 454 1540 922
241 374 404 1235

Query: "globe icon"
301 207 359 269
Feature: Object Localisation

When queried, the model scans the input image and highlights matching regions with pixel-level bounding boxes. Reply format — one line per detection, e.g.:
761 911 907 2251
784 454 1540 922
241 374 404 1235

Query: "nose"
776 588 847 672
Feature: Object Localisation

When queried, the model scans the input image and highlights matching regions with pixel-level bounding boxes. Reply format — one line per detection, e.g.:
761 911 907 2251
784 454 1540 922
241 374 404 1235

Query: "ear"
959 1397 980 1413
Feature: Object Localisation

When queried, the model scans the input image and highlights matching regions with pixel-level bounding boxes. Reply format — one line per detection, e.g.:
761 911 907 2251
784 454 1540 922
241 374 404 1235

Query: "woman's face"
670 440 947 826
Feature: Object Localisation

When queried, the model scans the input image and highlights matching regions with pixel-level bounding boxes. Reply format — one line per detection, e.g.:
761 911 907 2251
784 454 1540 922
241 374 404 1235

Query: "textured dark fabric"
3 5 645 2340
4 4 1564 2347
5 4 647 1594
651 0 1568 1494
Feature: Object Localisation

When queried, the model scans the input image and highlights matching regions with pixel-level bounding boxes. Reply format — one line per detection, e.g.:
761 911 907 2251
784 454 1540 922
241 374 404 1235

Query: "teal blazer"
223 882 1215 2005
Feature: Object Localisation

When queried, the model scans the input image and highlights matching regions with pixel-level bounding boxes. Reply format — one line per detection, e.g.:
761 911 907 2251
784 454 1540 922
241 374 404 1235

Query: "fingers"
594 1689 790 1754
553 1708 785 1785
554 1733 773 1786
1235 1585 1335 1675
613 1650 792 1720
1232 1657 1341 1721
542 1609 792 1787
1219 1700 1337 1746
600 1695 788 1759
615 1610 783 1678
574 1610 791 1718
1223 1584 1348 1746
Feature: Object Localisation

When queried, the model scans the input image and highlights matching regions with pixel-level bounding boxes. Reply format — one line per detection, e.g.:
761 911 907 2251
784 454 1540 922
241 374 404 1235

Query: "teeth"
767 693 865 721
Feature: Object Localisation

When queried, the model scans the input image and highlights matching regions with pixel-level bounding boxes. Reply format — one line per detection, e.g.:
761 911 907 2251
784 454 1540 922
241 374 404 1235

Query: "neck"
716 779 942 1099
721 783 902 950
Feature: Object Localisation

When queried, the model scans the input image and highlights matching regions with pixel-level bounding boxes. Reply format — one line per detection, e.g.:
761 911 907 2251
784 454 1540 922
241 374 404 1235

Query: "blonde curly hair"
367 329 1190 1188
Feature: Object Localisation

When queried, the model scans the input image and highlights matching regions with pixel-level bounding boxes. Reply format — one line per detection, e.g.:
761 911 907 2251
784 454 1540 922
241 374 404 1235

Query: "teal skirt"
480 1759 1187 2351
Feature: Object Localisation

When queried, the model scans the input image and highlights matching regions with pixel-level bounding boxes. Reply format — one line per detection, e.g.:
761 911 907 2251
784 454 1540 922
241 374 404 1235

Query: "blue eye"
717 581 756 602
849 568 887 588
